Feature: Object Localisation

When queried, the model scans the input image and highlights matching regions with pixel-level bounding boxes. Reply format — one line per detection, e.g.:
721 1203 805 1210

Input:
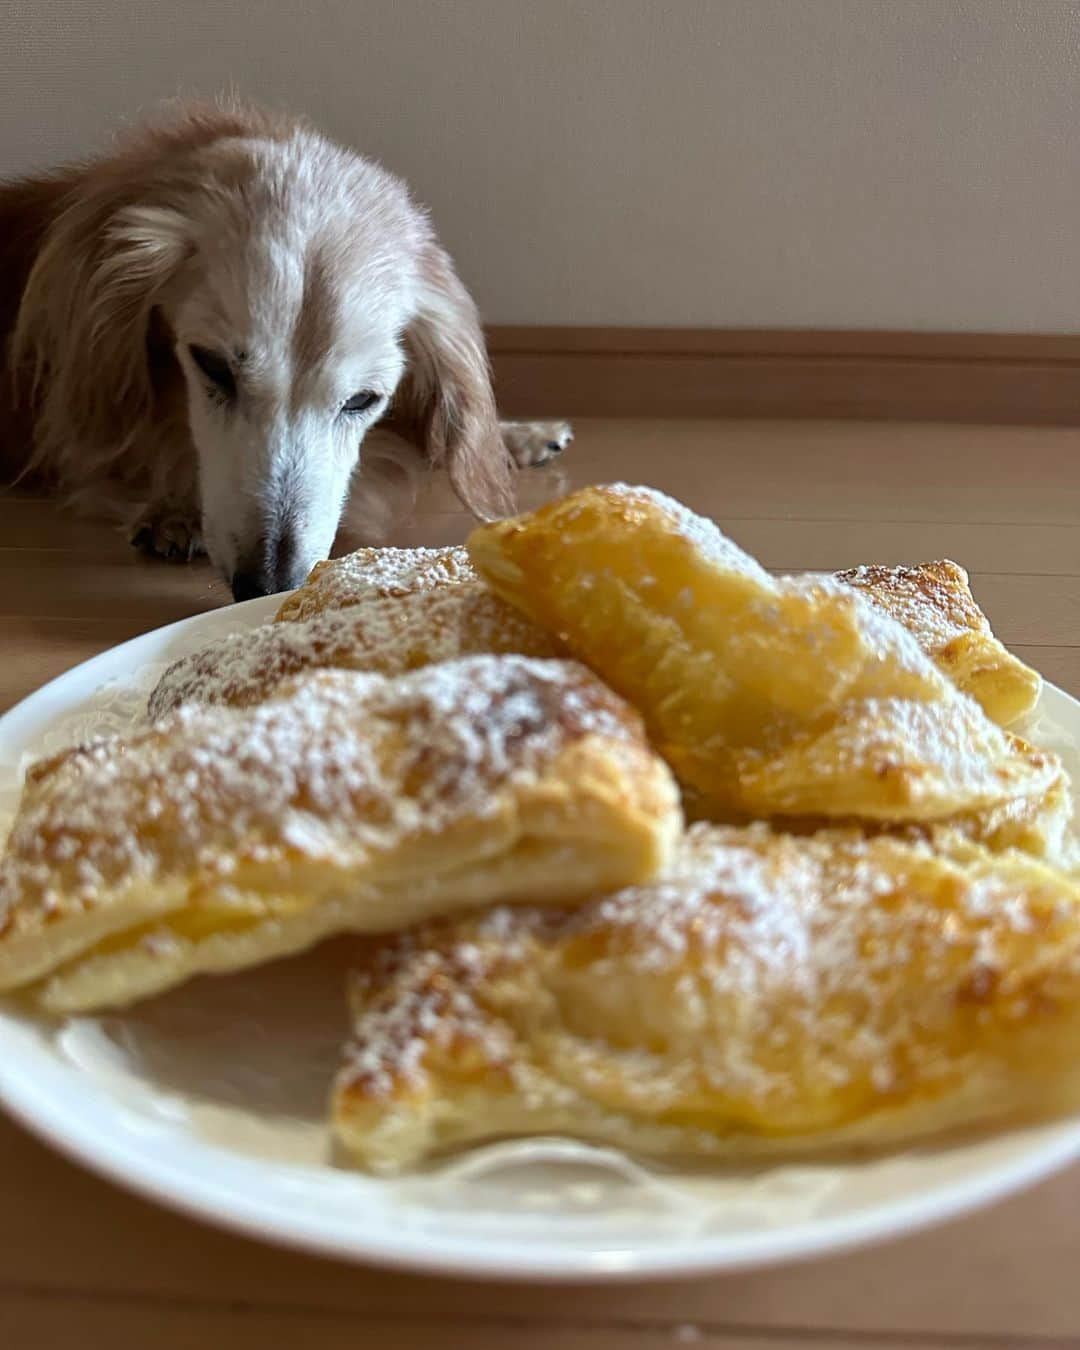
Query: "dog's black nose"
231 570 271 602
231 530 306 602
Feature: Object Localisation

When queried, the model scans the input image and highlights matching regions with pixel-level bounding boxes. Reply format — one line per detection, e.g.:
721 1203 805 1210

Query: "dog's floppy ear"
13 193 190 481
395 242 513 520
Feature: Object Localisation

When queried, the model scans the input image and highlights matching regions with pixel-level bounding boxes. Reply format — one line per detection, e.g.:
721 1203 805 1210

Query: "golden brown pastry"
467 484 1063 828
0 656 681 1013
725 772 1075 869
275 545 475 623
148 583 559 717
333 822 1080 1173
836 560 1041 726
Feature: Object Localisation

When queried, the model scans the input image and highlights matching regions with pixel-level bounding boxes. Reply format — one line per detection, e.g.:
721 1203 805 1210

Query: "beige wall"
3 1 1079 331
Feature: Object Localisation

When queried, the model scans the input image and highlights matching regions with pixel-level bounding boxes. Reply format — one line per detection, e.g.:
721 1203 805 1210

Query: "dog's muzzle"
230 532 310 602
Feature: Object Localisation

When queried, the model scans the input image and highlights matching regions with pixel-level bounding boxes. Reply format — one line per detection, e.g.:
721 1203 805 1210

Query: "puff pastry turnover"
467 485 1063 829
148 583 559 716
836 560 1041 726
275 545 475 623
333 822 1080 1172
0 656 680 1012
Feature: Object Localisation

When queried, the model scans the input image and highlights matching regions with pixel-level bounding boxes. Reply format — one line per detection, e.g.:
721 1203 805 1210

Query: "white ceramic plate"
1 598 1079 1282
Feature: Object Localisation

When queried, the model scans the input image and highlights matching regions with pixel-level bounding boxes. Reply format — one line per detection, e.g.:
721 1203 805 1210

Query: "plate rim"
1 600 1079 1282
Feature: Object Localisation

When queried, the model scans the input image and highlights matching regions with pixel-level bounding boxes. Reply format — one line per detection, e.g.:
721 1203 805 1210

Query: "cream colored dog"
0 100 571 599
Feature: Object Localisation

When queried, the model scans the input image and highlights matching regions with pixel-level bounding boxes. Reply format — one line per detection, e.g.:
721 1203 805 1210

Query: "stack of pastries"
2 482 1079 1176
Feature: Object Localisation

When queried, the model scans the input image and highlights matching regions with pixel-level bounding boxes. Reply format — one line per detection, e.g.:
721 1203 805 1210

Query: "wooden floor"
1 418 1079 1348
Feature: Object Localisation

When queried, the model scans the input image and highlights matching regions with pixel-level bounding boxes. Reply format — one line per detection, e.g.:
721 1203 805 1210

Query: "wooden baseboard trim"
486 327 1080 424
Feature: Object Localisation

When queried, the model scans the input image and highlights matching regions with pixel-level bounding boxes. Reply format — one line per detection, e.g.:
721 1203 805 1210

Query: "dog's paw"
501 420 574 469
129 506 205 563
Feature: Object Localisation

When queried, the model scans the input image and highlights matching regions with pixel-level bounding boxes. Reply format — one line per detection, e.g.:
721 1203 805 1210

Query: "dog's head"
15 112 512 599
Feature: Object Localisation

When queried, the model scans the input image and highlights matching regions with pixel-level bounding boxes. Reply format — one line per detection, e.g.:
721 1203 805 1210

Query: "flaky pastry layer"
836 560 1041 726
467 485 1064 830
334 823 1080 1172
0 656 681 1011
275 546 475 623
149 583 559 716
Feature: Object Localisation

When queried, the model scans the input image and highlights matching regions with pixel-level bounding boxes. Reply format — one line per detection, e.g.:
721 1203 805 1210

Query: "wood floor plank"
3 417 1079 541
549 420 1080 526
1 616 165 712
724 519 1080 576
6 1291 1015 1350
384 505 1080 578
0 547 230 624
954 574 1080 648
1011 645 1080 695
2 1110 1080 1343
0 498 134 552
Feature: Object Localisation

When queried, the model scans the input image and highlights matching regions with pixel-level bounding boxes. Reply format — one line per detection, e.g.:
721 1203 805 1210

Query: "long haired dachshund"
0 100 570 599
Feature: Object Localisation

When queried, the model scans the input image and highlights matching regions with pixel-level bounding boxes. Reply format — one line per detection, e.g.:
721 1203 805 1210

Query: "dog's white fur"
0 101 570 597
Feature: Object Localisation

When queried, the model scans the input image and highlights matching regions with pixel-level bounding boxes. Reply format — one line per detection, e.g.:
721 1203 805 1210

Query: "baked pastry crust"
333 822 1080 1172
723 771 1075 869
836 560 1041 726
467 485 1062 828
275 546 475 623
148 583 559 717
0 656 681 1012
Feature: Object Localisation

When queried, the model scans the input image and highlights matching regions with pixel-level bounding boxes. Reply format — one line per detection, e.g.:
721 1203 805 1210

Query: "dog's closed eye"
189 344 236 399
341 390 381 415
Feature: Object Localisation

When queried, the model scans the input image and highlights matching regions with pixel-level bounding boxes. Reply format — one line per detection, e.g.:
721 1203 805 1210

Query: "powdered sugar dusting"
834 561 1041 727
148 584 557 717
782 574 939 685
837 561 986 652
276 546 475 623
560 822 1079 1097
344 941 517 1101
760 694 1059 804
341 821 1080 1124
0 656 641 936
